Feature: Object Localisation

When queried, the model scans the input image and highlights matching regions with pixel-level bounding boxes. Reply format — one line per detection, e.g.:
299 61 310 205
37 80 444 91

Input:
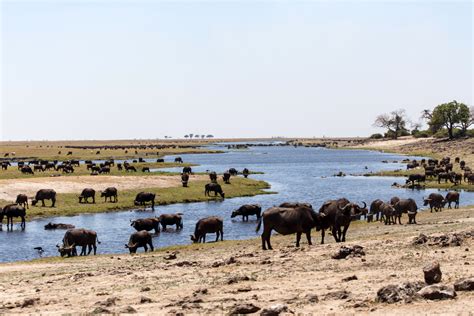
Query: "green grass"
0 177 273 221
0 162 195 179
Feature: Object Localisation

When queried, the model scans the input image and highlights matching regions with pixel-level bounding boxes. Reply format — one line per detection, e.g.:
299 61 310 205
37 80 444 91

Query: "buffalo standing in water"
158 213 184 231
0 204 26 230
44 222 75 230
57 229 100 257
130 217 161 234
256 206 322 250
190 216 223 243
204 183 225 198
231 204 262 221
31 189 56 207
125 230 154 254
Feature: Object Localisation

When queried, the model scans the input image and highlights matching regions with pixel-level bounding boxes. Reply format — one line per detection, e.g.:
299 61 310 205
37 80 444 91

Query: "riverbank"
1 205 472 314
0 177 272 220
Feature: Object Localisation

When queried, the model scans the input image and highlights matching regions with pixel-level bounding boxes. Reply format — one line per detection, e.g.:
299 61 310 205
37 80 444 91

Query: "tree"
206 134 214 138
184 135 189 139
426 101 471 139
372 109 409 139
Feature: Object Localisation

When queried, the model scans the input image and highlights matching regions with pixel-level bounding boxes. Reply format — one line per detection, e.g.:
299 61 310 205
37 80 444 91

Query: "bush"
465 129 474 138
413 129 431 138
370 133 384 139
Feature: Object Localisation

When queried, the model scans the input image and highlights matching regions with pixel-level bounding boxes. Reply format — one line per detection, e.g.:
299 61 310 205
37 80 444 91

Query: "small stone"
141 287 151 292
228 303 260 315
121 306 137 313
21 298 39 308
140 296 153 304
342 275 358 282
418 285 456 300
423 261 442 284
304 294 319 303
92 307 111 314
260 304 290 316
454 277 474 291
323 290 351 300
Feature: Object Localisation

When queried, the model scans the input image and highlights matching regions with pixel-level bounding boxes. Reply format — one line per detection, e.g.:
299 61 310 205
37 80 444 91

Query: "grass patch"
0 177 273 221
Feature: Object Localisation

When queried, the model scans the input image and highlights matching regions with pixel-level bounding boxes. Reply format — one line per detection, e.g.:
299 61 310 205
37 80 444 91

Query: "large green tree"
424 100 471 139
373 109 409 139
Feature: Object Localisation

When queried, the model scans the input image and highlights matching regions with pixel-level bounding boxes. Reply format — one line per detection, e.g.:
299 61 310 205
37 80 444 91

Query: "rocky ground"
0 206 473 314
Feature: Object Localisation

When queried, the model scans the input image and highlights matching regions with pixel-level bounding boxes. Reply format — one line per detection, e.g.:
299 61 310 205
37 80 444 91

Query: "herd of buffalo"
0 154 466 257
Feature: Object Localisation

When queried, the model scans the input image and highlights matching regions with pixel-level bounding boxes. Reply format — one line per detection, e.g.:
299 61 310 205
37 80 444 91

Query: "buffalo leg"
21 217 25 230
149 242 154 252
93 245 97 255
296 232 302 247
51 198 55 207
321 229 325 244
305 230 312 245
341 225 350 242
220 230 223 241
151 200 155 211
144 244 148 252
41 199 45 207
332 227 340 242
202 234 206 243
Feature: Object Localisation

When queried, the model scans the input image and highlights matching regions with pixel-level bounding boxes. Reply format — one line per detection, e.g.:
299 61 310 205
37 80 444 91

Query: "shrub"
370 133 384 139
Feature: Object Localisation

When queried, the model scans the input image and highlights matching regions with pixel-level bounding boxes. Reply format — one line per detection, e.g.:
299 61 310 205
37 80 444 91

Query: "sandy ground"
351 136 434 149
0 175 207 201
0 207 472 314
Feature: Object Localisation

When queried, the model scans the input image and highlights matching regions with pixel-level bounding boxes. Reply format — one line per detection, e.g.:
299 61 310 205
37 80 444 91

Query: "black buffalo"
158 213 184 231
125 230 154 254
130 217 161 234
209 171 217 183
181 173 189 187
31 189 56 207
423 193 446 212
204 183 225 198
393 198 418 224
190 216 223 243
78 188 95 204
57 229 100 257
0 204 26 230
134 192 156 211
242 168 249 178
231 204 262 221
15 194 28 209
368 199 384 222
222 172 231 184
101 187 118 203
256 206 322 250
44 222 75 230
445 191 460 209
279 202 313 209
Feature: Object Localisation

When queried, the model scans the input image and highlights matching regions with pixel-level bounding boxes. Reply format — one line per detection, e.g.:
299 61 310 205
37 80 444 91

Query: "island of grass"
0 177 273 220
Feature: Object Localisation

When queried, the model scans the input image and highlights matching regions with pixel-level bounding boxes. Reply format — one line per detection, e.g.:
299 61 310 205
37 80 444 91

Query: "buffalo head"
125 243 138 254
31 199 38 206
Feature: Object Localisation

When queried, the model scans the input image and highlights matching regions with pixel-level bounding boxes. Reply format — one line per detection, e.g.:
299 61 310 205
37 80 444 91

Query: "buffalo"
231 204 262 221
379 202 396 225
445 191 460 209
190 216 223 243
368 199 384 222
21 166 34 175
279 202 313 209
423 193 446 212
57 228 100 257
125 230 154 254
229 168 238 176
126 166 137 172
242 168 249 178
181 173 189 187
406 174 426 186
256 206 322 250
78 188 95 204
44 222 75 230
175 157 183 163
318 199 367 244
99 166 110 174
204 183 225 198
393 198 418 224
15 194 28 209
158 213 184 231
134 192 156 211
209 171 217 183
222 172 231 184
156 158 165 163
101 187 118 203
182 166 192 174
142 167 150 173
31 189 56 207
0 204 26 230
130 217 161 234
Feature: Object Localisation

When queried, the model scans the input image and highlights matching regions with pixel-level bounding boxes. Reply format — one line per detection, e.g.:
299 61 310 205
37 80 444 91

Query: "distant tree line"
372 100 473 140
184 134 214 139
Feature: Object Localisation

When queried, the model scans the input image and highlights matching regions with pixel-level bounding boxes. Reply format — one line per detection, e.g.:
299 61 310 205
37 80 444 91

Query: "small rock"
331 245 365 259
418 285 456 300
193 288 208 296
342 275 358 282
323 290 351 300
96 297 117 307
164 252 177 260
225 257 237 265
228 303 261 315
304 294 319 303
260 304 291 316
121 306 137 313
141 287 151 292
454 277 474 291
423 261 442 284
376 282 424 304
140 296 153 304
92 307 111 314
21 298 39 308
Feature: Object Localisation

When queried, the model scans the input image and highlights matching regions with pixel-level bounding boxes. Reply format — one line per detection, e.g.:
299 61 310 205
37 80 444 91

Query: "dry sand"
0 207 472 314
0 174 207 201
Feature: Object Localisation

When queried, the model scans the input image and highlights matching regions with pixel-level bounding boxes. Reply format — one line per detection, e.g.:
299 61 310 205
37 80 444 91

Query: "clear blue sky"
1 1 472 140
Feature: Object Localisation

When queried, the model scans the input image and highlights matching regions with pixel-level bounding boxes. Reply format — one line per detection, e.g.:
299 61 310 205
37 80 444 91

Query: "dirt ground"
0 174 207 201
0 207 472 314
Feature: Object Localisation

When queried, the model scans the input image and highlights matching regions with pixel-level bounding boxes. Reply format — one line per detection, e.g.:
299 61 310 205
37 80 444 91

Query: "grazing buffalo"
393 198 418 224
44 222 75 230
209 172 217 183
438 173 451 183
174 157 183 163
134 192 156 211
15 194 28 209
451 173 462 185
130 217 161 234
142 167 150 173
318 199 367 244
181 173 189 187
31 189 56 207
99 167 110 174
231 204 262 221
445 163 453 172
190 216 223 243
156 158 165 163
70 160 80 167
91 165 100 173
62 165 74 174
242 168 249 178
256 206 322 250
445 191 460 209
58 229 100 257
279 202 313 209
125 230 154 254
460 161 466 170
21 166 34 175
423 193 446 212
126 166 137 172
204 183 225 198
117 163 123 171
406 174 426 186
467 174 474 184
44 162 56 171
78 188 95 204
229 168 238 176
101 187 118 203
182 166 192 174
33 165 45 172
1 161 11 170
368 199 384 222
0 204 26 230
158 213 184 231
222 172 231 184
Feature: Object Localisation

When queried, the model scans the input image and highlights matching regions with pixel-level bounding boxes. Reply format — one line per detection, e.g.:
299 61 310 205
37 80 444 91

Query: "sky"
0 0 472 140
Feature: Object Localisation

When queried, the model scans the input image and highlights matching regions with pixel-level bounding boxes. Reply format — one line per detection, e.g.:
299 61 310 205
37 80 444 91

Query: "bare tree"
373 109 408 139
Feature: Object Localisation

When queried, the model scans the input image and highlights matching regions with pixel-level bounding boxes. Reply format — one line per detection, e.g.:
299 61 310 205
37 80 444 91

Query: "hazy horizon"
1 1 472 141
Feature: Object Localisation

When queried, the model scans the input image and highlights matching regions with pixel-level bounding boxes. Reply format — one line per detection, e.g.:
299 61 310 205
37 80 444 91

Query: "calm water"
1 145 472 263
